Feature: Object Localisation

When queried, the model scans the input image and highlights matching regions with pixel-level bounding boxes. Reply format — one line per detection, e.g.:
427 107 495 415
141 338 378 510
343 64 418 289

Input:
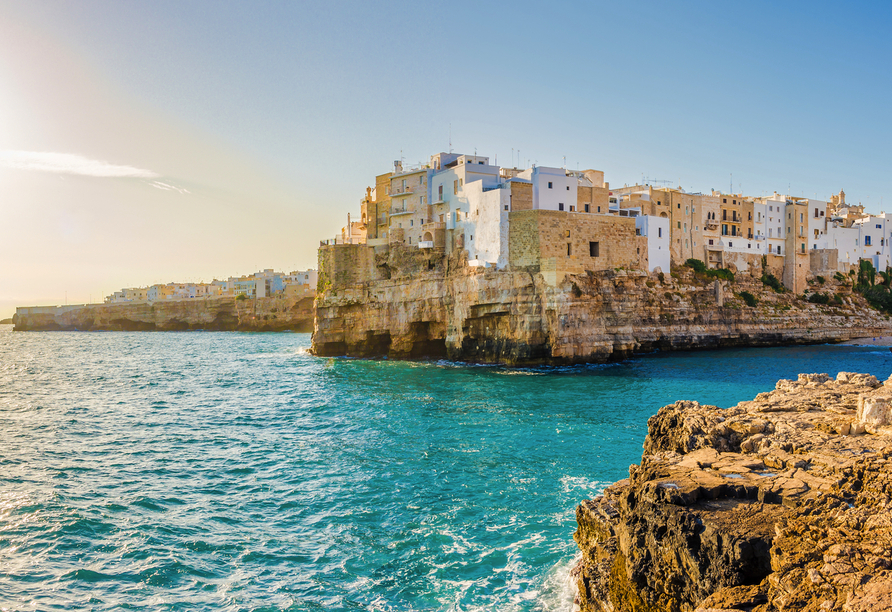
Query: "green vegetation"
761 273 785 293
834 271 847 283
236 293 248 301
816 275 826 284
684 258 735 282
739 291 758 307
657 272 665 283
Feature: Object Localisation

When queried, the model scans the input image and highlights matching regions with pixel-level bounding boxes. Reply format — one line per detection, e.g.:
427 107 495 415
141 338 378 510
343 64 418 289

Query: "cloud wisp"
0 150 159 178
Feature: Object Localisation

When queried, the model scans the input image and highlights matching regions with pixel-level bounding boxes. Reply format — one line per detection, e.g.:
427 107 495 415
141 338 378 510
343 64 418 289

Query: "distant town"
104 268 318 303
323 151 885 294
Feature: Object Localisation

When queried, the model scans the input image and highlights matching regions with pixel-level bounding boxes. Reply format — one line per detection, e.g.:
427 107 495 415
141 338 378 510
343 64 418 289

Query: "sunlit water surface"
1 325 890 611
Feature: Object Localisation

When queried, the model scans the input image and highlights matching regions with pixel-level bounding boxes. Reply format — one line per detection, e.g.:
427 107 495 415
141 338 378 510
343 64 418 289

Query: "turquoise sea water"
1 324 891 611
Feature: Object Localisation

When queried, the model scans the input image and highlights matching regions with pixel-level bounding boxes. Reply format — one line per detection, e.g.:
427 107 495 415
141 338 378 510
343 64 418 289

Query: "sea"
1 324 890 611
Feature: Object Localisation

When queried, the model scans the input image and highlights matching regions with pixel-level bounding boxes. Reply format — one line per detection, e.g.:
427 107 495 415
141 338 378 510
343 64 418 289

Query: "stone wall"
509 181 533 211
507 209 645 280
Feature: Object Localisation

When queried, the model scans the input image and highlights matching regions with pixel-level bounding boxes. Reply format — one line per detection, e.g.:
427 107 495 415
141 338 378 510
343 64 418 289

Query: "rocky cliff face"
573 372 892 612
13 296 314 332
312 247 892 363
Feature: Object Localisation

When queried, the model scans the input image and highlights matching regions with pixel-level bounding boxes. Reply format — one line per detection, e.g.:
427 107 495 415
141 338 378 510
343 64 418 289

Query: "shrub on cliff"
685 259 735 282
236 293 248 301
685 258 707 274
808 292 830 305
816 275 826 284
739 291 758 307
761 273 785 293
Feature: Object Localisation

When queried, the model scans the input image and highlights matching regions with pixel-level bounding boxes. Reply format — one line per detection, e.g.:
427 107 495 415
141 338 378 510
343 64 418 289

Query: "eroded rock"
574 372 892 612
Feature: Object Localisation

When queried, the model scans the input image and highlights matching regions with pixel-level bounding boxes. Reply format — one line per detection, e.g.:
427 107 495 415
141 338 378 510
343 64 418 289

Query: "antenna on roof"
449 124 452 153
730 173 732 194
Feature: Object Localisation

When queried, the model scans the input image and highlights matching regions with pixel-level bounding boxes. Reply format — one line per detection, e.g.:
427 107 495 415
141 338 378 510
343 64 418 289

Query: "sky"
1 0 891 317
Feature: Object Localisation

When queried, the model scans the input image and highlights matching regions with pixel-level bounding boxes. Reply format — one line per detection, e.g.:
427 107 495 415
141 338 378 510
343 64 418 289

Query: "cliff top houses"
322 151 887 293
105 268 318 304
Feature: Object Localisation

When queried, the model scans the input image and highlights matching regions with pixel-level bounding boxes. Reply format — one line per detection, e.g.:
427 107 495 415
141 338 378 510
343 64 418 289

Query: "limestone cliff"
13 296 314 332
573 372 892 612
312 246 892 364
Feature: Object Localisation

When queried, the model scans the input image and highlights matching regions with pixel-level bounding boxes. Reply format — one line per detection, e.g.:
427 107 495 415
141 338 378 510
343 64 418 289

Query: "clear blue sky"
2 0 890 316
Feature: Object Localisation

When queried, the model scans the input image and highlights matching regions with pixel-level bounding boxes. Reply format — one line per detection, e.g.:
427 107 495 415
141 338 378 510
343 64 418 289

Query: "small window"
504 205 509 211
708 239 714 245
585 204 590 213
559 203 564 211
590 242 599 257
677 222 681 229
548 182 553 189
565 230 570 238
597 206 601 212
567 243 572 256
470 235 473 241
566 185 570 191
570 205 575 212
658 227 662 238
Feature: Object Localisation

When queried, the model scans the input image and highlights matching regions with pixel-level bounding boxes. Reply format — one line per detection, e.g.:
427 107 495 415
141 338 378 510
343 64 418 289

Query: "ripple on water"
1 328 889 610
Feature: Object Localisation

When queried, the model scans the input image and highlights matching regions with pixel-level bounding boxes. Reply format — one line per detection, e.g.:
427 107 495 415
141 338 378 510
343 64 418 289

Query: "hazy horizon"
3 0 891 318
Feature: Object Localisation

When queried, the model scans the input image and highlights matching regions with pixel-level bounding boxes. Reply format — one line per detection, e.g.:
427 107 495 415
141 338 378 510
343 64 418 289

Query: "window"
748 243 751 249
800 213 804 223
548 181 553 189
470 235 473 241
677 221 681 229
709 239 714 245
570 205 576 212
420 196 425 205
438 185 443 200
597 206 601 212
558 203 564 211
658 227 662 238
677 203 681 209
728 241 732 247
748 212 752 220
815 208 819 218
590 241 599 257
420 176 424 185
504 205 509 211
566 185 570 191
565 230 571 238
878 224 883 229
685 206 689 214
801 243 805 253
401 179 407 189
866 236 872 246
410 220 413 226
567 243 572 256
453 180 458 194
585 204 590 213
723 198 727 203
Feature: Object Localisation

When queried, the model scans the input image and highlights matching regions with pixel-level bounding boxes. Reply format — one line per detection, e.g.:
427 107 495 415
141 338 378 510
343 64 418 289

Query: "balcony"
390 186 414 197
418 241 435 249
390 206 413 216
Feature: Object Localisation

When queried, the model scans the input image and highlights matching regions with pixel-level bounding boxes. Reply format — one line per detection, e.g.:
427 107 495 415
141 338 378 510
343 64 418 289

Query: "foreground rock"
573 372 892 612
13 296 314 332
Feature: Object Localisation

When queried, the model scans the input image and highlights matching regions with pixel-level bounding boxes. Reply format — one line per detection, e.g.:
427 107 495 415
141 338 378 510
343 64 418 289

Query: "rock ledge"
573 371 892 612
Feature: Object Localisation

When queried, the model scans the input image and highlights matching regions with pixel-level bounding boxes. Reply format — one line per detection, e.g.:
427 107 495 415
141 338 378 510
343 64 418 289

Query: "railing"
418 241 435 249
390 206 412 216
391 186 414 196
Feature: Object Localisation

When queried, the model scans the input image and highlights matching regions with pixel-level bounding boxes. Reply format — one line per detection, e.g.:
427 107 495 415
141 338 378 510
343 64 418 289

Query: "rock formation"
13 296 314 332
573 372 892 612
312 246 892 364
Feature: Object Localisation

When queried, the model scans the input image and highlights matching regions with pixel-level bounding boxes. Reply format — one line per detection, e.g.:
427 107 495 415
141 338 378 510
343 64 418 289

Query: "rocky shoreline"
12 296 314 332
312 247 892 364
572 372 892 612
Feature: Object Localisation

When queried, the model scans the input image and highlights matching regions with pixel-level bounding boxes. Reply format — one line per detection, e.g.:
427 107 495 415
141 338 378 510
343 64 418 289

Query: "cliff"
312 246 892 364
573 372 892 612
13 296 314 332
